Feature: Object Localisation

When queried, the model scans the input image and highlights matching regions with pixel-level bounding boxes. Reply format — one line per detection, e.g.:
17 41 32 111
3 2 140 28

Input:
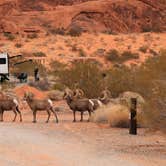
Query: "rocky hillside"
0 0 165 34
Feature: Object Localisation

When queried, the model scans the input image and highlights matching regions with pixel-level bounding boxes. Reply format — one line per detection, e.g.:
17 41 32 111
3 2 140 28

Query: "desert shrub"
27 33 38 39
95 48 106 56
49 60 66 75
142 25 152 32
139 45 148 53
106 50 139 63
141 82 166 132
33 52 46 57
105 66 136 97
49 28 65 35
120 51 139 62
29 79 50 91
11 61 47 77
106 49 120 62
47 90 64 101
53 83 65 91
15 43 22 48
4 32 15 41
68 25 83 37
149 49 158 56
79 49 86 57
57 61 104 98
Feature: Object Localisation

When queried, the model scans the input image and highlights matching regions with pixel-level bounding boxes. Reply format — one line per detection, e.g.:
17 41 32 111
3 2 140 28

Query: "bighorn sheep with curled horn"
0 97 22 122
63 91 94 122
24 92 58 123
73 88 103 110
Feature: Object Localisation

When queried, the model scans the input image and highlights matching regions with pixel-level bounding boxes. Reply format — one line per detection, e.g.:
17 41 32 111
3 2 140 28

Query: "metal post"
129 98 137 135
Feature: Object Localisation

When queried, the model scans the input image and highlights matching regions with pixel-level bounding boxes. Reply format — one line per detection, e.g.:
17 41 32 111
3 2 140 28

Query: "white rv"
0 53 9 75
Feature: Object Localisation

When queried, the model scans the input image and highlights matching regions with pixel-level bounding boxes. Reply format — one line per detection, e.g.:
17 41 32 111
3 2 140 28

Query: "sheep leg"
0 110 4 122
32 110 37 123
46 110 51 123
16 106 22 122
87 111 91 122
80 112 83 122
50 108 59 123
13 110 17 122
73 111 76 122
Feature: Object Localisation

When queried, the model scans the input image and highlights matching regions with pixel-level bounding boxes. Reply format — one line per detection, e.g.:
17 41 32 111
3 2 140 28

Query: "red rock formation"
0 0 165 34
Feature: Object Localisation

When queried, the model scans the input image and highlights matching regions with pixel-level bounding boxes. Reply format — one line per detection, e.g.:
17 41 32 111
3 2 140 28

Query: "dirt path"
0 112 166 166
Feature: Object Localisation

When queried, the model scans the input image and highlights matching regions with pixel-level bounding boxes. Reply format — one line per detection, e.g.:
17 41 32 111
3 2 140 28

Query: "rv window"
0 58 6 64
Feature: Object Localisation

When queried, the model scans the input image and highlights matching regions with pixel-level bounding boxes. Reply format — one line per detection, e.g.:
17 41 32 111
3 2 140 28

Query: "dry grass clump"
106 50 139 63
139 45 148 53
91 103 130 128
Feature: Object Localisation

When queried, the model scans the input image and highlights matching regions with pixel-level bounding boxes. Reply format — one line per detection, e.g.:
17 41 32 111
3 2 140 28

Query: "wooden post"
129 98 137 135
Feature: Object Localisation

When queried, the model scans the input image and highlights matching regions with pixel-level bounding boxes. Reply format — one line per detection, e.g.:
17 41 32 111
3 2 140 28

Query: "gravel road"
0 112 166 166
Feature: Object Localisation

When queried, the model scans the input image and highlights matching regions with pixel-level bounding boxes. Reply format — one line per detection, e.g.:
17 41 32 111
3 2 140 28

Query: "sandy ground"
0 108 166 166
1 33 166 68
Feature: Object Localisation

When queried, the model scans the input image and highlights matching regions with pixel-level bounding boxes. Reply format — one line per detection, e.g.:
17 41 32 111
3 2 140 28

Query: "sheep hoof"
56 120 59 123
32 121 36 123
20 120 22 122
0 120 3 122
73 120 76 123
80 119 83 122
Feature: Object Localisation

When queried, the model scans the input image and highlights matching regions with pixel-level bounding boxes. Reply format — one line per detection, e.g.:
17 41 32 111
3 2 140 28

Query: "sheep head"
23 92 34 101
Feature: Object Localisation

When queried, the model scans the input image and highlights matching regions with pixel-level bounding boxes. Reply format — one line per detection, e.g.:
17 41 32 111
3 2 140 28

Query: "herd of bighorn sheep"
0 87 112 123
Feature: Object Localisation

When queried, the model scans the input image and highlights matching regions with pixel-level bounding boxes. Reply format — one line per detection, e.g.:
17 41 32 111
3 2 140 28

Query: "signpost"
129 98 137 135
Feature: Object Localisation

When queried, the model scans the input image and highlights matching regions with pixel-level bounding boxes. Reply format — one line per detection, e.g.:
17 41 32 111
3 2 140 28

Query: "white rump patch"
13 99 19 107
97 100 103 107
89 99 94 107
48 99 53 107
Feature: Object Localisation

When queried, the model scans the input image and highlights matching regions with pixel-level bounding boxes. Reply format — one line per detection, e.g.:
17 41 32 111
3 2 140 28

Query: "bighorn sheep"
72 88 103 110
64 92 94 122
24 92 59 123
99 89 112 104
0 98 22 122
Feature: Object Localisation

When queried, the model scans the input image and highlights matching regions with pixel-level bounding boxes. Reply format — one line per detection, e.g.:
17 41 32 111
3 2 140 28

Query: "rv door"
0 53 9 75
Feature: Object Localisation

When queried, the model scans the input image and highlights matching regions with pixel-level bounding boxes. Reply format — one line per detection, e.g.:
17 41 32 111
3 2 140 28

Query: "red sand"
14 85 47 99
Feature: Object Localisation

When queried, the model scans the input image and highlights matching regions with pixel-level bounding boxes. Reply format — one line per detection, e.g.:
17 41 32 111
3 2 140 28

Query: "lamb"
24 92 58 123
63 92 94 122
0 98 22 122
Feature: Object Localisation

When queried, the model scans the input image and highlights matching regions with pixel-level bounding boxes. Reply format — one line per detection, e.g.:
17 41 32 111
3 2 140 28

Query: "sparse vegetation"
33 52 46 57
106 49 120 62
56 61 103 98
68 25 83 37
149 49 158 56
139 45 148 53
49 28 65 35
106 50 139 63
4 32 15 41
15 43 22 48
78 49 86 57
27 33 38 39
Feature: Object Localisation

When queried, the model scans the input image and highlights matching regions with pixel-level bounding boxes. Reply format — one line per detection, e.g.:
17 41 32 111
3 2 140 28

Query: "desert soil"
0 109 166 166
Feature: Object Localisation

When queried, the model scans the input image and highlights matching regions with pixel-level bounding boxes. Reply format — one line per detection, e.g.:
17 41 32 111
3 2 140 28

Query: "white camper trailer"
0 53 9 75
